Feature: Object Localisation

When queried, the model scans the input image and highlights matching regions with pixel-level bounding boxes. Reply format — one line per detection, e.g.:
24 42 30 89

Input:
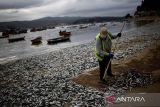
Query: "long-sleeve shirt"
96 32 116 57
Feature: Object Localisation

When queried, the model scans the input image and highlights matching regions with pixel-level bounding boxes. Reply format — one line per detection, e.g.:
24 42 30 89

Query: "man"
95 27 121 82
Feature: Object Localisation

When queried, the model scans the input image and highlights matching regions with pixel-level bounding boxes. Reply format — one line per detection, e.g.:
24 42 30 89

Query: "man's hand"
117 33 121 37
109 52 114 59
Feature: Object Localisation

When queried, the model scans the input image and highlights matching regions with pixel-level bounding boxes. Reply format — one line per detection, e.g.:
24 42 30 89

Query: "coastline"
0 21 160 106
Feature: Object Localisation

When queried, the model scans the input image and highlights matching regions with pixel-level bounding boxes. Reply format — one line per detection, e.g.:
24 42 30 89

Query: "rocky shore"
0 22 160 106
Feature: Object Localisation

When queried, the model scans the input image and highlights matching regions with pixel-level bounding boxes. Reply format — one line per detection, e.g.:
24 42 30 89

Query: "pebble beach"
0 21 160 106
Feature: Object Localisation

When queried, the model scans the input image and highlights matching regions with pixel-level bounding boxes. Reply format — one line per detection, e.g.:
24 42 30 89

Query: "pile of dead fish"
65 69 153 106
103 69 153 93
0 69 153 107
0 76 105 107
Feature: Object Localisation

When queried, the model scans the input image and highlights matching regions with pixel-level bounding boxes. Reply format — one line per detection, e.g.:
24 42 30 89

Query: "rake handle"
103 21 125 79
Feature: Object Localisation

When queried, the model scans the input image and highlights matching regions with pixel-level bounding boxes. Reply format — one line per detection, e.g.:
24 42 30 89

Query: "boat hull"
31 37 42 44
8 37 25 43
48 37 70 44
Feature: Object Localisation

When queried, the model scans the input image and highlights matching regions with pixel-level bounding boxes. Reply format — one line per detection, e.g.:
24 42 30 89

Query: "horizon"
0 0 141 22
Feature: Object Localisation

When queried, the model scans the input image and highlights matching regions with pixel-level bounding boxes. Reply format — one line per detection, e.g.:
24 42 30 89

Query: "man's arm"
108 32 121 39
96 39 109 56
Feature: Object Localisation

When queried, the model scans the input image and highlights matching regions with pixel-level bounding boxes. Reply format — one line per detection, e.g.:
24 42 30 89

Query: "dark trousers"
98 56 112 80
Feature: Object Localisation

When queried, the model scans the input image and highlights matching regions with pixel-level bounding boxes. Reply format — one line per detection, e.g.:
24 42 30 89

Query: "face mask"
101 34 106 38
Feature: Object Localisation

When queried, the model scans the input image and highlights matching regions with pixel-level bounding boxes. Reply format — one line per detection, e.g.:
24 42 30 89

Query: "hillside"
135 0 160 17
0 16 124 31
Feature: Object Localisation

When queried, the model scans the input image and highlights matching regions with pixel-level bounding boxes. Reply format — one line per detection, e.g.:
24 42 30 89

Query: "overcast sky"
0 0 141 22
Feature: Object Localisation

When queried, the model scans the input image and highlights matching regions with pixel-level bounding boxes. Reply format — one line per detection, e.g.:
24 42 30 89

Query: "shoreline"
0 21 160 106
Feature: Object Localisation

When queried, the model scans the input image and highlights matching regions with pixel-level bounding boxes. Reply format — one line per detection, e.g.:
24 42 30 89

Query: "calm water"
0 21 137 62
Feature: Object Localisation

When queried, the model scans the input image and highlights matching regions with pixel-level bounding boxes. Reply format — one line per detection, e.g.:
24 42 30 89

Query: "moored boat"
47 37 70 44
59 30 71 37
8 36 25 43
0 36 8 39
30 27 47 32
79 26 88 29
31 36 42 44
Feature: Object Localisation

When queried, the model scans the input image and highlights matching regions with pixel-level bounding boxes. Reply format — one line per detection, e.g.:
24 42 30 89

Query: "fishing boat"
31 36 42 44
30 27 47 32
30 28 37 32
0 36 8 39
8 36 25 43
47 37 70 44
59 30 71 37
2 32 9 37
79 25 88 29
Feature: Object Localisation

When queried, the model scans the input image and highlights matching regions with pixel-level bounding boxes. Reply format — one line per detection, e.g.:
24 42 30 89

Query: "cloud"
0 0 43 9
0 0 141 22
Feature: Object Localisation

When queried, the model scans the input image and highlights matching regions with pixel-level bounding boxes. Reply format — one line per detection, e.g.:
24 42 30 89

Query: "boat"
47 37 70 44
79 25 88 29
2 31 9 37
18 29 27 34
30 28 37 32
31 36 42 44
2 29 28 36
59 30 71 37
8 36 25 43
0 36 8 39
30 27 47 32
62 32 71 36
99 23 107 27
